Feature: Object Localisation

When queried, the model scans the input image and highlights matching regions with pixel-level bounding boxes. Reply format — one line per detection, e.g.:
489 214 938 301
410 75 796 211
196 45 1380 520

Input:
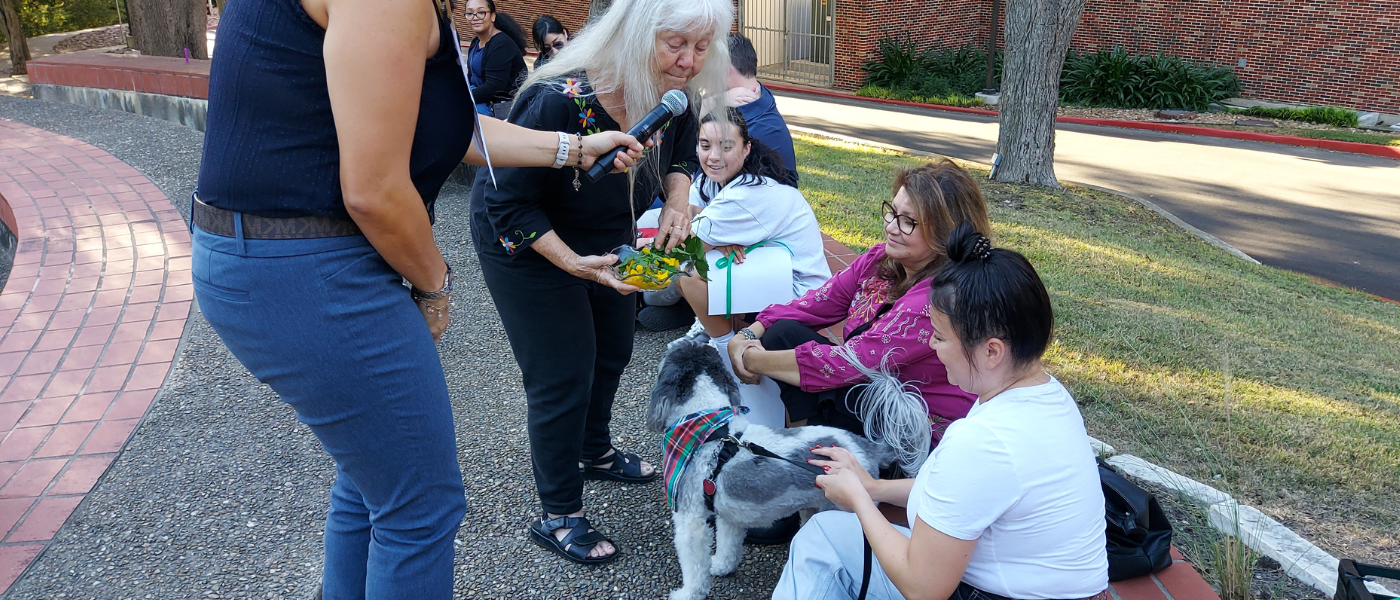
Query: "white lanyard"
442 3 497 189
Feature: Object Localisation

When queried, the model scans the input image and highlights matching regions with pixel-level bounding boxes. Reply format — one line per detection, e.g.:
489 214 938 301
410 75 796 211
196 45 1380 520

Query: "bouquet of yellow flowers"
612 237 709 291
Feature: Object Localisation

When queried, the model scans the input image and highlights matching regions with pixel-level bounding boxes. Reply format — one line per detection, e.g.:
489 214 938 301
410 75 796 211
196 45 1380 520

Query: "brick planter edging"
764 83 1400 161
27 52 210 100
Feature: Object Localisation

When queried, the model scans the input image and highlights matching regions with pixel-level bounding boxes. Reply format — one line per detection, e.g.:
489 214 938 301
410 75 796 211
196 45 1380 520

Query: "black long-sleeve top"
468 32 527 104
471 73 699 265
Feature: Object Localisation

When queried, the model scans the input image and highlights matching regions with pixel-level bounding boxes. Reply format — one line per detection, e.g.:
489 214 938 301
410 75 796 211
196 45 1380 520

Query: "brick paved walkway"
0 119 190 593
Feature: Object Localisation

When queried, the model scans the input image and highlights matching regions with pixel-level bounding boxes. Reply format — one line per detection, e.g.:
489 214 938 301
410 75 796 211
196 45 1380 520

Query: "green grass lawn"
794 134 1400 564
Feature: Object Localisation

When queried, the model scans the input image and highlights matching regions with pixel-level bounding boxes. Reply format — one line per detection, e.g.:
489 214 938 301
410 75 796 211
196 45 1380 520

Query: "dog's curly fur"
649 337 911 600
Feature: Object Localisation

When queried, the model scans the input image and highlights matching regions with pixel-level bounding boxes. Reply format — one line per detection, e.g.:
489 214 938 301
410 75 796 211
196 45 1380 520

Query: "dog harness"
664 407 833 513
702 433 828 513
662 406 747 510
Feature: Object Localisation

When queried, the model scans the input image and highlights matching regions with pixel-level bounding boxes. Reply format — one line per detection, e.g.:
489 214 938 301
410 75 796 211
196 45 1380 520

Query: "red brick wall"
834 0 997 90
457 0 1400 113
846 0 1400 113
1069 0 1400 114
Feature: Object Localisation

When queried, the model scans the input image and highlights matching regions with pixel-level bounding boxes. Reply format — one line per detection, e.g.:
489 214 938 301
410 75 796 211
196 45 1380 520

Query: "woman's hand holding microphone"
578 130 648 172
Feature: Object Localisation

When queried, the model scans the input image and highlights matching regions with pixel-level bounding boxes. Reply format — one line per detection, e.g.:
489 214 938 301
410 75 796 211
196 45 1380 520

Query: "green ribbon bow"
714 240 794 318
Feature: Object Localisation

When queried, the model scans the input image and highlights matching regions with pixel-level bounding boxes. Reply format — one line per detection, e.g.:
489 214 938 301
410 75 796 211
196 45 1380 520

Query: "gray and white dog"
648 337 931 600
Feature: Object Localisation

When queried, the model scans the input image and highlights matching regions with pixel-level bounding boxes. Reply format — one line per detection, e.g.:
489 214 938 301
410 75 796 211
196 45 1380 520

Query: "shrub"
861 36 928 90
855 84 987 109
1235 105 1359 128
863 35 999 98
0 0 121 41
865 40 1240 112
1060 47 1239 110
1060 46 1148 107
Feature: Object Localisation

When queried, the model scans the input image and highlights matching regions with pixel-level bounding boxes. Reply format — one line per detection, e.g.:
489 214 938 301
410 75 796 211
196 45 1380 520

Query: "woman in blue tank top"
192 0 642 598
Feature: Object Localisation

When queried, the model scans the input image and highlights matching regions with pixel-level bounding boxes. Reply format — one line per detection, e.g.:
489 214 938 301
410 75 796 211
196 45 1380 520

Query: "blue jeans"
191 224 465 600
774 512 1018 600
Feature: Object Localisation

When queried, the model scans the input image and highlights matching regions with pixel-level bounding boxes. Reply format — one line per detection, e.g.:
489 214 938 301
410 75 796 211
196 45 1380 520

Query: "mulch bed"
52 25 128 53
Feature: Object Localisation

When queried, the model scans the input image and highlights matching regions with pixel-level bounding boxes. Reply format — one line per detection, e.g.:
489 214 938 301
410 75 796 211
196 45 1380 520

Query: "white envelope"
706 246 794 315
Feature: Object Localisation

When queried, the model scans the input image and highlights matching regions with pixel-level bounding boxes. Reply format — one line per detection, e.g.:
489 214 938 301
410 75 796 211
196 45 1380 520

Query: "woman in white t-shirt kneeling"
672 109 831 355
774 222 1108 600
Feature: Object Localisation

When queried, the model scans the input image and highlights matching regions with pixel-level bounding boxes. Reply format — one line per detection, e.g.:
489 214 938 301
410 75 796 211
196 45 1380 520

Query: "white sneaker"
667 319 710 350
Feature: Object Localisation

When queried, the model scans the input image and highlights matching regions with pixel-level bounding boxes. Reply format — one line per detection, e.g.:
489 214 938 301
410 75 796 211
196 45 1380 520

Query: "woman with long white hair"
471 0 733 565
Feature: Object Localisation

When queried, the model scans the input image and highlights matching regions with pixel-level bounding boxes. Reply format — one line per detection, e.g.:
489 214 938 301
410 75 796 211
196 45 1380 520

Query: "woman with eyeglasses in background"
531 15 570 69
727 160 991 453
465 0 528 117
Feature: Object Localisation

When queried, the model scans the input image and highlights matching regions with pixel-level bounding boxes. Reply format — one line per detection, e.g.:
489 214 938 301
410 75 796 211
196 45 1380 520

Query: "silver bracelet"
411 263 454 301
739 327 758 341
552 131 570 169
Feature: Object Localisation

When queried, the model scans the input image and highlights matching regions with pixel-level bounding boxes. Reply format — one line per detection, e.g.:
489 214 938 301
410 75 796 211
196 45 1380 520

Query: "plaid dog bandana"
662 406 748 510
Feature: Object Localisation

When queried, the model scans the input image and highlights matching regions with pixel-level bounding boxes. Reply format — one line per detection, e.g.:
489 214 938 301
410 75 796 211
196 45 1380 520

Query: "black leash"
858 537 873 600
721 434 826 476
702 430 825 513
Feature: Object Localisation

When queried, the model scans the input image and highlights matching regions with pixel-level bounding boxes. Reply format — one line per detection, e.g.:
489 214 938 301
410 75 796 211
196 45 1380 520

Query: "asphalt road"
773 91 1400 301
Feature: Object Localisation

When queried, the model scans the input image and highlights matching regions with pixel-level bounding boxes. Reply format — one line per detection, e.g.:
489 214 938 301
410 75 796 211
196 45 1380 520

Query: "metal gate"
738 0 835 88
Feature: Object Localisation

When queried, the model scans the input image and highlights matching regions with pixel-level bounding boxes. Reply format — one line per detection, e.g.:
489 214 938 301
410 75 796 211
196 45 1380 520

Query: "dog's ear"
647 354 686 433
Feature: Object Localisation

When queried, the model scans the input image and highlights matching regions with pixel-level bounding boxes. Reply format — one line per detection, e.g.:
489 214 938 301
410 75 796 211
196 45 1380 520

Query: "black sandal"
580 446 657 483
529 514 619 565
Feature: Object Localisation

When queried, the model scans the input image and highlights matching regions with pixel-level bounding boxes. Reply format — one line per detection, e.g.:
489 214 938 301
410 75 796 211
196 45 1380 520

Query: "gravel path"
0 97 785 598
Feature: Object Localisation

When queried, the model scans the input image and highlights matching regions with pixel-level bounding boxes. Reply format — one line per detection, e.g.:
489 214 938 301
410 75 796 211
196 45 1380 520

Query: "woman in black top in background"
531 15 570 68
465 0 527 117
472 0 733 566
194 0 641 596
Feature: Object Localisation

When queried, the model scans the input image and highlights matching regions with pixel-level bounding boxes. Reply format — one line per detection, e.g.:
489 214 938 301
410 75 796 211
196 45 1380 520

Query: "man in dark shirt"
725 34 798 184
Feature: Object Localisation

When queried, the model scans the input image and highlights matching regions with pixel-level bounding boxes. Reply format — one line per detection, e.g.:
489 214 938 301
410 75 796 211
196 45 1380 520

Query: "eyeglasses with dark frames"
882 201 918 235
465 9 491 20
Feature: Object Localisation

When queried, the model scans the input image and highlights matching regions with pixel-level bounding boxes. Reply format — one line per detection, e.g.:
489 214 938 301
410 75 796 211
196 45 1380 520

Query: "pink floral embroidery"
849 278 891 325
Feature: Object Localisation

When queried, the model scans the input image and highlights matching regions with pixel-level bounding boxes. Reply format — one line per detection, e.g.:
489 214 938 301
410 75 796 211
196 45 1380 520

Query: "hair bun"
945 221 992 262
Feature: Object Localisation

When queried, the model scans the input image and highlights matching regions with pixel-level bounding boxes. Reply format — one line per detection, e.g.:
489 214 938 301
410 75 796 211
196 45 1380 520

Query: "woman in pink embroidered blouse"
728 160 991 445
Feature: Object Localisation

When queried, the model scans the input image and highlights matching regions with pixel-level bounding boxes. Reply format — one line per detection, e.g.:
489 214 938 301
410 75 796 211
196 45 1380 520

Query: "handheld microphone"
584 89 689 183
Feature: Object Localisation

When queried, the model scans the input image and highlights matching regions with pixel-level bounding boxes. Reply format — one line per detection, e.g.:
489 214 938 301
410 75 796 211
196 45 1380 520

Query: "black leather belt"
192 195 362 239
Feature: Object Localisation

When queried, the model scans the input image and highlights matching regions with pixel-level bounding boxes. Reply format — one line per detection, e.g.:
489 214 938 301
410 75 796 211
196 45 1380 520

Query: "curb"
1101 452 1395 598
786 125 1261 266
1064 182 1260 265
765 83 1400 161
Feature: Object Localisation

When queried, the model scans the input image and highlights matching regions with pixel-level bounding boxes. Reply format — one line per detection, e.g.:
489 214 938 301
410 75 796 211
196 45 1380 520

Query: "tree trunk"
0 0 30 75
993 0 1087 187
128 0 208 60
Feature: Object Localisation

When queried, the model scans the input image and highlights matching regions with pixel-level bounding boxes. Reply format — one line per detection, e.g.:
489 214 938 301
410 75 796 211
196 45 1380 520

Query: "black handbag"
1099 458 1174 581
1336 559 1400 600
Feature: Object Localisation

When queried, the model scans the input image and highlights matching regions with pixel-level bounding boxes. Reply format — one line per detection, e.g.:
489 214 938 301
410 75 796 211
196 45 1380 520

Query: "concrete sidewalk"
772 90 1400 302
0 96 792 599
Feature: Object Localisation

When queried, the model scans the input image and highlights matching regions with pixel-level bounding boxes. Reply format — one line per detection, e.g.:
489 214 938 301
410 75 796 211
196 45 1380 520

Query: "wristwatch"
411 263 454 301
738 327 758 341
